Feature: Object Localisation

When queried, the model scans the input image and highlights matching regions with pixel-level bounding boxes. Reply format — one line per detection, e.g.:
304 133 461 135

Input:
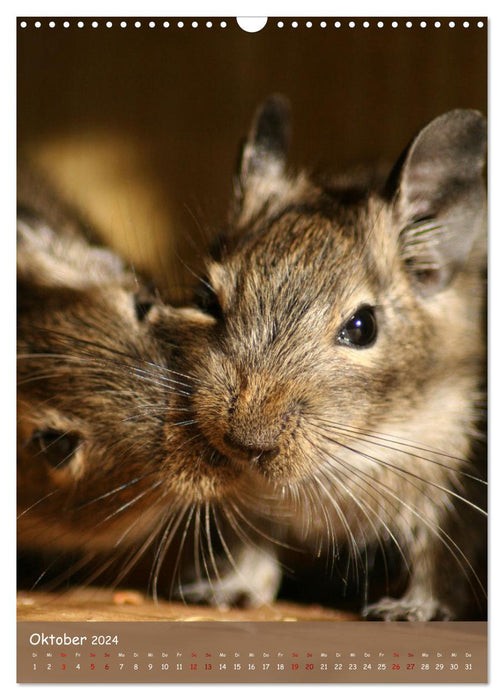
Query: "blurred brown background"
17 17 487 300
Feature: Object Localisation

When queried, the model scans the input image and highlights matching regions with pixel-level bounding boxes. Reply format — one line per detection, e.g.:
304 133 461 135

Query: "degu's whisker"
316 462 402 590
192 502 203 586
310 438 413 575
211 503 277 608
310 441 409 585
17 488 60 518
121 405 192 422
112 489 172 549
204 500 222 588
18 337 194 391
312 416 478 469
228 496 299 551
110 503 178 595
28 550 98 593
167 503 197 601
332 445 486 600
310 424 487 517
324 449 485 604
19 325 198 383
150 502 191 604
89 478 166 529
74 469 162 511
18 356 192 397
307 465 362 578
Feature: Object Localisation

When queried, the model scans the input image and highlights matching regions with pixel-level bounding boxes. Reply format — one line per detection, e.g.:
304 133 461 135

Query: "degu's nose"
223 432 280 463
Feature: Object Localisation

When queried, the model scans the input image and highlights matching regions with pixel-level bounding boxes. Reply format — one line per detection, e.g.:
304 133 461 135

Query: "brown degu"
17 172 221 597
170 96 487 620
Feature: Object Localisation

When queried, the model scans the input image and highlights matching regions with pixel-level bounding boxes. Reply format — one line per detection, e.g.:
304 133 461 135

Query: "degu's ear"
17 205 126 289
386 109 487 296
233 94 291 222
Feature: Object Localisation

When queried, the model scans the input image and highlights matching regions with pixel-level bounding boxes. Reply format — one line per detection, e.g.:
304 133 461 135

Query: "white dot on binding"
121 21 127 28
291 21 298 28
320 21 327 28
106 21 112 28
221 21 227 28
35 21 41 28
135 21 141 28
306 21 312 28
20 21 27 28
435 21 441 28
150 21 156 28
363 21 369 28
192 21 198 28
92 21 98 28
377 21 384 28
277 21 284 28
206 21 212 28
420 21 427 28
406 21 412 28
49 21 55 28
164 21 170 28
63 21 69 28
349 21 355 28
463 21 470 28
178 21 184 28
449 21 455 28
334 21 341 28
478 21 484 28
392 21 398 28
78 21 84 28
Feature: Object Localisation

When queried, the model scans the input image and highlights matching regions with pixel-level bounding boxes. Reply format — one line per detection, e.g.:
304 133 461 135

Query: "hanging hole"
237 17 268 33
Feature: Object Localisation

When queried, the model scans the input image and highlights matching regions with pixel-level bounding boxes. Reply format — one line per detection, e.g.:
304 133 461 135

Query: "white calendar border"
4 0 502 697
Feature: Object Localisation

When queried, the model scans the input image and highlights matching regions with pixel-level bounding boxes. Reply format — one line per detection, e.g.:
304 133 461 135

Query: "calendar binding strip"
17 17 487 31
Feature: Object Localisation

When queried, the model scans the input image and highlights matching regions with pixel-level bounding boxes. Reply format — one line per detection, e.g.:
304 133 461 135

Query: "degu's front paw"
363 594 455 622
179 548 282 610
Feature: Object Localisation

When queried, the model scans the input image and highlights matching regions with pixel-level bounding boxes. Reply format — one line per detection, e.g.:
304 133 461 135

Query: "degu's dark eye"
33 430 82 470
337 305 378 348
133 286 156 321
194 283 223 321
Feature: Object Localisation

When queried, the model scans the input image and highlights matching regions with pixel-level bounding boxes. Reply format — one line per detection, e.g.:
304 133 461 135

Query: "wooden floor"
17 588 360 622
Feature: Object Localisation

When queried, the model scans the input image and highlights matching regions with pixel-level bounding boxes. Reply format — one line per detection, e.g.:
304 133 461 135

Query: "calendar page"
16 14 487 684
